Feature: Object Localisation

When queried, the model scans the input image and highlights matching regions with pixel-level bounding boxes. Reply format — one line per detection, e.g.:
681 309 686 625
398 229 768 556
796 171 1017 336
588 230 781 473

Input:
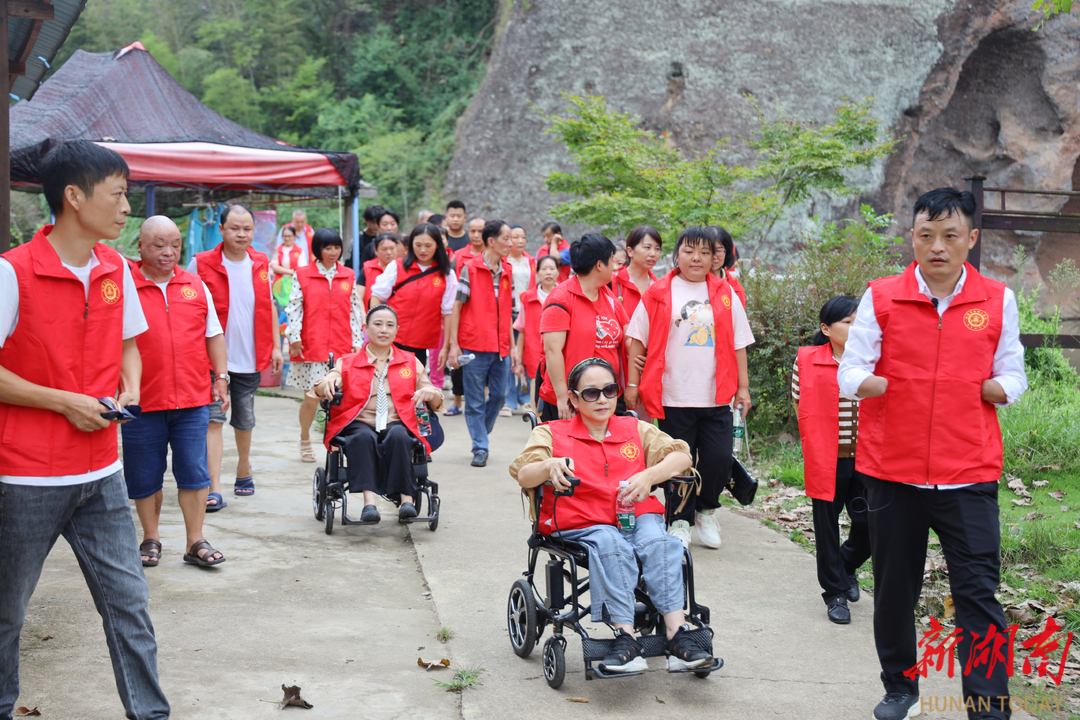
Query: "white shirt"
369 261 458 315
152 278 224 338
837 265 1028 489
187 255 274 374
0 250 149 486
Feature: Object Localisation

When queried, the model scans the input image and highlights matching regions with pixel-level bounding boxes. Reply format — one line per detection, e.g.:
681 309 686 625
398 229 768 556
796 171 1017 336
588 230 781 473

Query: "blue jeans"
555 514 684 625
0 471 169 720
121 406 212 499
461 349 508 454
503 328 531 410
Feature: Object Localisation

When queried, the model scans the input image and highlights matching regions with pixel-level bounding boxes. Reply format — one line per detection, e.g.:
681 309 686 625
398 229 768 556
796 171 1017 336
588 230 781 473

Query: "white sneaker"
668 520 691 550
499 406 513 417
695 510 721 549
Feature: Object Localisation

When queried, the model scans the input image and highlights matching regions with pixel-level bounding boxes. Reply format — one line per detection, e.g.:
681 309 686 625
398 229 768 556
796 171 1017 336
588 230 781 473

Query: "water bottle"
733 403 745 454
457 353 476 367
616 480 636 531
416 404 432 437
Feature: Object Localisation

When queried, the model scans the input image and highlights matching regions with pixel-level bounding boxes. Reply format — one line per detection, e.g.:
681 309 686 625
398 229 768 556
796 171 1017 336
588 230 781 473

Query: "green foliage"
741 206 903 431
543 94 895 245
1032 0 1074 29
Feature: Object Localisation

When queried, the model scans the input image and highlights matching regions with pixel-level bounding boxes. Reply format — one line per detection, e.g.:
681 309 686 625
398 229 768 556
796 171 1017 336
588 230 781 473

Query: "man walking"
447 219 516 467
838 188 1028 720
0 140 169 719
189 204 283 501
126 216 228 567
444 200 469 251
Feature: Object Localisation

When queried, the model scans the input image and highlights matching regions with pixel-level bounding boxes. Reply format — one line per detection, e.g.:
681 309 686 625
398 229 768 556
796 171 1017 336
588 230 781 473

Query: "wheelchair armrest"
544 476 580 497
319 391 344 413
523 411 538 429
668 474 695 484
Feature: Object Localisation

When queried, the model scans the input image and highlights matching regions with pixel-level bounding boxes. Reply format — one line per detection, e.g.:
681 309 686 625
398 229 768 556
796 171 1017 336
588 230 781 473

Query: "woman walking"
513 254 560 412
610 226 661 321
358 233 398 311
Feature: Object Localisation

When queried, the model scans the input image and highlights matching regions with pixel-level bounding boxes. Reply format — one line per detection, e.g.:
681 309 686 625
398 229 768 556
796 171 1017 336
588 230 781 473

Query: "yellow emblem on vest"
619 442 640 462
259 269 269 283
963 308 990 332
432 275 444 287
399 366 414 379
100 278 121 304
180 286 197 300
721 295 731 309
340 280 350 292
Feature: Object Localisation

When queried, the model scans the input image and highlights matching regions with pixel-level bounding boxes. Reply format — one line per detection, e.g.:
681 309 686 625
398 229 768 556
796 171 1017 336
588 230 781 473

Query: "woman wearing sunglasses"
510 358 713 675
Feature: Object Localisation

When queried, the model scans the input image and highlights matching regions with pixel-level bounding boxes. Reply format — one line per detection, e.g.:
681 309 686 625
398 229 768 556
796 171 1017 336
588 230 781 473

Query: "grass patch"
433 666 484 693
435 627 455 643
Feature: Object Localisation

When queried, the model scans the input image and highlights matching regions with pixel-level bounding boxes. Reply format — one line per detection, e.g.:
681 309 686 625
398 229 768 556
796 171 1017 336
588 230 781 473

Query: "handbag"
725 457 758 506
425 412 445 452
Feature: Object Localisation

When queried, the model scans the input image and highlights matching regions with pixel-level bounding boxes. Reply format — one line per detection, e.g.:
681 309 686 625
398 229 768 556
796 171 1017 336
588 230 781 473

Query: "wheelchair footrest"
667 656 724 674
589 665 644 680
341 514 380 526
581 627 713 662
400 514 438 523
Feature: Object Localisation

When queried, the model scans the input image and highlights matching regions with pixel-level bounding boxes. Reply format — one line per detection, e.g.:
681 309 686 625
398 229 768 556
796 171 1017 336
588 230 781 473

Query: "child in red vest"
793 296 870 625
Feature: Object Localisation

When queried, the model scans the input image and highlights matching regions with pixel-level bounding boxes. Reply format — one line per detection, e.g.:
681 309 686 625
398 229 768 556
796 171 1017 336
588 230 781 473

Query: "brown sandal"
183 539 226 567
139 539 161 568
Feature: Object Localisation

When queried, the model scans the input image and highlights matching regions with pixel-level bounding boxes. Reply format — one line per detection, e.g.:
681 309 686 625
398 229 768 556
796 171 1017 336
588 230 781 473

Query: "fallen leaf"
1007 477 1031 499
1063 506 1071 512
1021 511 1043 521
40 635 52 641
1005 607 1037 625
567 698 589 703
278 684 313 710
417 657 451 670
14 708 40 717
1010 499 1033 507
1048 491 1065 501
655 695 666 704
1032 480 1050 487
943 595 955 619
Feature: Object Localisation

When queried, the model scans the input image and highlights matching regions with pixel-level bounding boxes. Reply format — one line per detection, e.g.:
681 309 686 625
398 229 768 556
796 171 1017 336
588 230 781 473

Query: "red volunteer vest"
0 227 124 475
194 245 274 372
538 277 627 405
132 263 214 413
518 286 548 375
295 262 354 363
856 262 1005 486
638 271 738 420
537 414 664 534
387 258 448 349
610 266 657 321
275 242 305 273
726 273 747 309
361 258 387 307
796 344 842 502
537 240 572 283
283 222 315 255
324 346 430 453
457 254 513 356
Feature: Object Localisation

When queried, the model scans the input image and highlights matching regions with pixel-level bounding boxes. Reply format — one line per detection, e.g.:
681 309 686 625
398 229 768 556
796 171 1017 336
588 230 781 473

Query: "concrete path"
15 393 1030 719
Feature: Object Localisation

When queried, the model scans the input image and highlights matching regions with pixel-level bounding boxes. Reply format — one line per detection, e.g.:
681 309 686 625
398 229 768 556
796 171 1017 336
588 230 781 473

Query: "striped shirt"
791 359 858 458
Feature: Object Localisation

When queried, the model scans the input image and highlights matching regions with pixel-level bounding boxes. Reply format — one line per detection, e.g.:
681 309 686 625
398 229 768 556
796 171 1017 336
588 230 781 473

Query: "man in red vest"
447 219 517 467
838 188 1028 720
277 208 314 256
188 204 283 501
125 216 229 567
444 216 487 417
0 141 169 718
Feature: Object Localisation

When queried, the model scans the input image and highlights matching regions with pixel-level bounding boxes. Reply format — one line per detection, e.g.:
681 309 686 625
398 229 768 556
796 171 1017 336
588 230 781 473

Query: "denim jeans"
461 349 508 454
121 405 212 499
555 514 684 625
0 472 169 720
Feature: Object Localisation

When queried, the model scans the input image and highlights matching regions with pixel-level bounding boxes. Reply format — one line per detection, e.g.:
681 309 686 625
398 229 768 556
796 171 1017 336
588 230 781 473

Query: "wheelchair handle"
668 474 695 484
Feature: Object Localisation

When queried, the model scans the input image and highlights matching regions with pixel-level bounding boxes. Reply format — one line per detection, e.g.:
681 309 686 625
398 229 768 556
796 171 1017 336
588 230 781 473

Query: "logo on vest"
340 280 351 292
432 276 444 287
399 366 414 379
963 309 990 332
259 269 269 283
619 442 640 462
721 295 732 309
180 286 197 300
100 278 121 304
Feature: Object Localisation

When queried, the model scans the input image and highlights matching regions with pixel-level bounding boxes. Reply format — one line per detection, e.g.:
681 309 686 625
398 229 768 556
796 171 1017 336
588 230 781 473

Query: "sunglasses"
571 383 620 403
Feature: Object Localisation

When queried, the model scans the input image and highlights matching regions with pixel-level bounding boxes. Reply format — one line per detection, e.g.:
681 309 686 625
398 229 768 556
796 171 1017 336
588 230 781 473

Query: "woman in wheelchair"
312 305 442 523
509 357 714 674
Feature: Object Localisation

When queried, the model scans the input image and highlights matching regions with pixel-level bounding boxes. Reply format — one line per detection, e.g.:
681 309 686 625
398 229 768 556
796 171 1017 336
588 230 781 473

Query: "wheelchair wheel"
542 636 566 689
413 489 423 515
507 579 538 658
313 468 326 521
694 670 711 679
324 499 335 535
428 497 440 532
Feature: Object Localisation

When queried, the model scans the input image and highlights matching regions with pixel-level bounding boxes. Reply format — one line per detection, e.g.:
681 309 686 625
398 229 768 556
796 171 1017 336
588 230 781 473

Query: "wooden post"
964 175 985 271
0 0 10 253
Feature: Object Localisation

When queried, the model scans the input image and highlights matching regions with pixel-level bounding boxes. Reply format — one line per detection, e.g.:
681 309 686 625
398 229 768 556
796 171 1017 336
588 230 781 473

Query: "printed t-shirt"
540 280 629 379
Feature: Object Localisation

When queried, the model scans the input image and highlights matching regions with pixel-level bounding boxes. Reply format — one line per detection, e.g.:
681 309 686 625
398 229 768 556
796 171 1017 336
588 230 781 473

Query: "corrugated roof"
9 0 86 102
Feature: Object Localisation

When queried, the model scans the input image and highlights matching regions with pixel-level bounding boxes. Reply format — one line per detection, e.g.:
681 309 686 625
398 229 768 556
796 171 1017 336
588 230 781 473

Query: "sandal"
139 539 161 568
443 405 462 417
234 476 255 496
300 439 316 463
183 539 225 567
205 491 227 512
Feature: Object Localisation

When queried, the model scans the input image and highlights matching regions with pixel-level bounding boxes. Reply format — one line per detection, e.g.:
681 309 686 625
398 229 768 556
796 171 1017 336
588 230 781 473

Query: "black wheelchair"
310 355 441 535
506 412 723 688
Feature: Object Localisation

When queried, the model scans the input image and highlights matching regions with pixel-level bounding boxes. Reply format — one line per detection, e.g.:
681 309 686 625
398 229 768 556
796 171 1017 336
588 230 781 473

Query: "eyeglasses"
571 383 620 403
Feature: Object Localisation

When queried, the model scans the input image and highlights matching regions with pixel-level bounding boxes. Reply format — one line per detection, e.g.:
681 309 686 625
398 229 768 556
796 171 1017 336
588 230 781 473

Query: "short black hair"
913 188 976 226
509 224 525 231
482 219 508 245
363 204 385 223
380 209 400 225
374 232 398 250
366 303 398 325
812 295 859 345
427 213 445 226
311 227 343 264
281 224 297 237
706 226 735 270
41 140 130 216
404 222 451 276
569 233 616 275
673 227 715 259
446 200 466 213
536 253 560 272
541 222 562 235
220 203 254 227
626 225 662 251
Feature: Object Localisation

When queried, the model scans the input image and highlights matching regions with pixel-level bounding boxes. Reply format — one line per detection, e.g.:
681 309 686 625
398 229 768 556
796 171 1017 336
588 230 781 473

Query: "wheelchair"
310 355 441 535
506 412 723 689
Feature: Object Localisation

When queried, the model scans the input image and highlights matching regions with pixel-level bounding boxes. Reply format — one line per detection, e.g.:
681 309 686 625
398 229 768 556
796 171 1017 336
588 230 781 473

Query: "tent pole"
146 184 156 217
350 193 360 276
0 1 10 253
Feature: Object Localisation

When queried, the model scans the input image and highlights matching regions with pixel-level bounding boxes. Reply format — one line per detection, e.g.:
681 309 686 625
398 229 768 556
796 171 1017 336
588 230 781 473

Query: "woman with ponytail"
792 295 871 626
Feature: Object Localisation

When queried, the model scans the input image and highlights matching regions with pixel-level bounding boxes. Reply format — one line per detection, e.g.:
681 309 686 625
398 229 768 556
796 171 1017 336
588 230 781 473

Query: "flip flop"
205 491 227 512
139 539 161 568
234 476 255 496
183 539 226 567
443 406 462 416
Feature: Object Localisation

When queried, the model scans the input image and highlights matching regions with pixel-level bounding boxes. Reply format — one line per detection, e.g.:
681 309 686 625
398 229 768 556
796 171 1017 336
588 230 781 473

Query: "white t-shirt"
507 255 532 313
626 275 754 407
0 249 149 486
188 255 272 374
153 278 224 338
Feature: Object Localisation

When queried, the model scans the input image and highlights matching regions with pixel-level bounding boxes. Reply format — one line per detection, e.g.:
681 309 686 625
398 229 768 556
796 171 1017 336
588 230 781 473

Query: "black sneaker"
665 624 712 670
360 504 381 523
471 451 488 467
873 692 920 720
846 574 861 602
599 629 647 673
398 502 418 522
827 596 851 624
